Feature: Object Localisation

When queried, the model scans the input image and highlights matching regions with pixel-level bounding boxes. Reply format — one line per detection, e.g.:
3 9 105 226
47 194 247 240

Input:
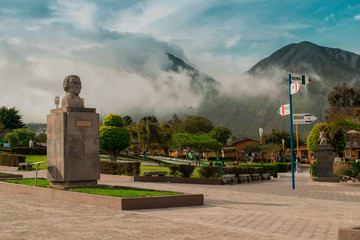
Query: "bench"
143 171 167 177
239 174 251 183
18 162 33 170
222 174 238 184
251 173 261 181
261 173 271 180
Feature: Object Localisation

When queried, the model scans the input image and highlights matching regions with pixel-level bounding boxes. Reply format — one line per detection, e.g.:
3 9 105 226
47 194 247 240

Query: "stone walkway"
1 167 360 239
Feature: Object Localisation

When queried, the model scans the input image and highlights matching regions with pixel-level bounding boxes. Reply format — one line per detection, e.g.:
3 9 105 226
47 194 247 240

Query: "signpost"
290 74 312 85
292 113 318 124
288 74 295 190
290 82 300 95
278 104 290 116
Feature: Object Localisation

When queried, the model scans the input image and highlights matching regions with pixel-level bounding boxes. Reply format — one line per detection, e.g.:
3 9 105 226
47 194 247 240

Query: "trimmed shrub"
310 161 317 177
4 128 36 147
103 114 125 127
8 147 47 155
100 161 140 176
169 165 196 177
0 153 26 166
274 163 289 173
199 166 220 178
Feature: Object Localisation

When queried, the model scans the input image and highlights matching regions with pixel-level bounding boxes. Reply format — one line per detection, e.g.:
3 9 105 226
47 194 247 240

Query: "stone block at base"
51 180 98 188
312 177 339 182
339 228 360 240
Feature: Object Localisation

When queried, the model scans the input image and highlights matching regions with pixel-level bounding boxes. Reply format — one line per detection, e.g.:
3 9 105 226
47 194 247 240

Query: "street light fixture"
259 128 263 166
282 138 285 163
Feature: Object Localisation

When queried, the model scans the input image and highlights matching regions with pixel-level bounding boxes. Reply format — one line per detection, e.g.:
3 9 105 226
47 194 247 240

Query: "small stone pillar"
314 132 339 182
47 75 100 188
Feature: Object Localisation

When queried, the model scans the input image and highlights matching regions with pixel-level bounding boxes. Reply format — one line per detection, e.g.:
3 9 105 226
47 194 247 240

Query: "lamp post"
54 96 60 109
282 138 285 163
259 128 263 166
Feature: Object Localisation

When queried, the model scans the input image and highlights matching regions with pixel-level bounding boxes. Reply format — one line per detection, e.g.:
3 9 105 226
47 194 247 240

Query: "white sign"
290 82 301 95
292 113 318 124
278 104 290 116
290 74 312 85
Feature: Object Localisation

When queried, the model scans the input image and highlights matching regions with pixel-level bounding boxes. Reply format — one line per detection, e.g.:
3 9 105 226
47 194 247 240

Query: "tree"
183 116 214 134
123 115 133 127
99 114 131 161
4 128 35 147
263 129 303 148
263 143 283 162
0 106 25 134
325 83 360 121
243 142 260 154
307 122 346 154
209 126 232 145
168 114 184 134
138 116 160 151
158 122 172 156
171 133 192 157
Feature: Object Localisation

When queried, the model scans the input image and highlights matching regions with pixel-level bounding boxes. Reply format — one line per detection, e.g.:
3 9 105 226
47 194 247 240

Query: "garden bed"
134 176 222 185
0 179 203 210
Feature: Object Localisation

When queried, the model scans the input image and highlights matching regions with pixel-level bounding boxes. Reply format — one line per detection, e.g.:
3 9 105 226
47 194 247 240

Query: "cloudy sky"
0 0 359 122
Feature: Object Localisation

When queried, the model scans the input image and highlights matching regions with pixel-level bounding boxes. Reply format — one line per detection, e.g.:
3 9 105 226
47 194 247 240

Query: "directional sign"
290 74 312 85
292 113 318 124
278 104 290 116
290 82 301 95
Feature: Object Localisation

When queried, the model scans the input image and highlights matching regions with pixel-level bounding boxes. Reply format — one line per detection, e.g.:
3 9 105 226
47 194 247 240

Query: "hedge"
239 164 278 177
198 166 221 178
6 147 47 155
169 165 196 177
100 161 140 176
0 153 26 166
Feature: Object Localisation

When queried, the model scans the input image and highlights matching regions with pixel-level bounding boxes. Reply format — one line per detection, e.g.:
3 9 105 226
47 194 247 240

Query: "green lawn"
2 178 182 198
23 155 47 171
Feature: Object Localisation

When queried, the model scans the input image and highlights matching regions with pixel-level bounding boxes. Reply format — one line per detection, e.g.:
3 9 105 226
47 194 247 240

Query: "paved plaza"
1 167 360 240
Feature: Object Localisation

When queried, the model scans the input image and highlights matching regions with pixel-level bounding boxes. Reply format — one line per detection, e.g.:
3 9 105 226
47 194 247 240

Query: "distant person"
29 139 34 148
296 156 301 173
233 160 238 166
3 141 10 148
143 150 147 159
221 161 226 167
209 160 214 166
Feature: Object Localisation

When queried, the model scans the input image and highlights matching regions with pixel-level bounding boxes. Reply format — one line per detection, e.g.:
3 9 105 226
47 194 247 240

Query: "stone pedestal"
314 144 339 182
47 107 100 188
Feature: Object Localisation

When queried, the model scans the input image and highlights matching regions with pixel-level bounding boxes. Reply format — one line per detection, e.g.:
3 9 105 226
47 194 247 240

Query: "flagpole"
289 74 295 190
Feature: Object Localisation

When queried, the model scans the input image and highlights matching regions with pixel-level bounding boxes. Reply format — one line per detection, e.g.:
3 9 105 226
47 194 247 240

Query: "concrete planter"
0 174 23 180
0 181 203 210
339 227 360 240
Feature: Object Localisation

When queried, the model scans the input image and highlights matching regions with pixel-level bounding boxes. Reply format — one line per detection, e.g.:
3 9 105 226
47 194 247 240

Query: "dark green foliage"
0 106 25 133
310 161 317 177
183 116 214 134
7 147 47 155
243 142 260 154
209 126 232 145
4 129 36 147
263 129 303 148
100 114 131 162
308 122 346 154
35 133 47 143
103 114 125 127
0 153 26 166
274 163 289 173
169 164 196 177
100 161 140 176
327 83 360 108
240 164 278 177
123 116 133 127
198 166 220 178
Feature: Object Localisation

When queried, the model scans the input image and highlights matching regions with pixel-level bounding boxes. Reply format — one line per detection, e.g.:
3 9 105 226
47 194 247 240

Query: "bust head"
63 75 82 96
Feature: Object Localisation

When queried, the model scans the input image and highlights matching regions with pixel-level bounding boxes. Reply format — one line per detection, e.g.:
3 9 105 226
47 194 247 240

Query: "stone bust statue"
319 131 327 145
61 75 85 108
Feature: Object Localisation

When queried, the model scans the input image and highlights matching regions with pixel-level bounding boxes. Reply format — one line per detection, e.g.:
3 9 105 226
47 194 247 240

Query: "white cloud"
225 35 242 49
355 15 360 21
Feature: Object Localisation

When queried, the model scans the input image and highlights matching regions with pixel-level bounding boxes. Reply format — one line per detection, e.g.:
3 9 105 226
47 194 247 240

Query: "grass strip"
1 179 182 198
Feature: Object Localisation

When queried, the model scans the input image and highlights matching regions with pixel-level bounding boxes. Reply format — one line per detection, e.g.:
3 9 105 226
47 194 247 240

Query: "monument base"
50 180 98 189
312 177 339 182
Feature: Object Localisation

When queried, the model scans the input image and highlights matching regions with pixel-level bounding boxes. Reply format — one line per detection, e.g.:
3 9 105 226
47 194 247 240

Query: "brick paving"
1 167 360 239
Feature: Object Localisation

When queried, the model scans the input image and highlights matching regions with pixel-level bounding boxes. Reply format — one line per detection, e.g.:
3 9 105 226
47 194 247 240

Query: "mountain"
196 41 360 139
